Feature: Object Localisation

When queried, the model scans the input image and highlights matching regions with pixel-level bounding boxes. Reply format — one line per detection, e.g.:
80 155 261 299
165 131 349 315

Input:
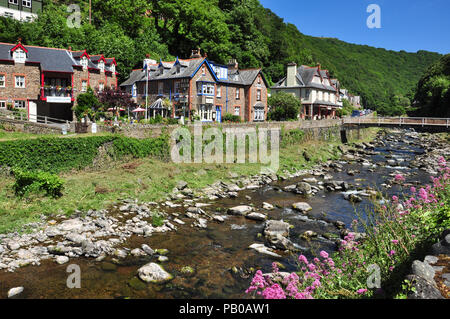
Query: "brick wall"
0 63 41 102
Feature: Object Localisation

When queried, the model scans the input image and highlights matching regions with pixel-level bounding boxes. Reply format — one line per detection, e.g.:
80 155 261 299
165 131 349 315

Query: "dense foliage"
12 169 64 198
268 91 300 121
412 54 450 117
0 135 169 173
222 113 242 123
0 0 442 115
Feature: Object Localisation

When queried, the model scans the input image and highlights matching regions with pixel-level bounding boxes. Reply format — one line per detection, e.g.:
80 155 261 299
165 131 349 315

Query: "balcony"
42 86 73 103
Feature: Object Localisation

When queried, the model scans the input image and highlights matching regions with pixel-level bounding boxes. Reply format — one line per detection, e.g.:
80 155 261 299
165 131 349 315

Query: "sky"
259 0 450 54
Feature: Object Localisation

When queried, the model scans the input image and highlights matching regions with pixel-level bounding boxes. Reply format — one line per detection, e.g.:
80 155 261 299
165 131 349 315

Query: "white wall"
0 7 37 21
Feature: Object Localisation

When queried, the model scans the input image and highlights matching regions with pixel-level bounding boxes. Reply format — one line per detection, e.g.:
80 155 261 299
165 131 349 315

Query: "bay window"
199 105 213 121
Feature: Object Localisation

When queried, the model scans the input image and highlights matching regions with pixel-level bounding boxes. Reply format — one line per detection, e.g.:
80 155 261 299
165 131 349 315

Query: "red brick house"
120 49 268 122
0 40 118 121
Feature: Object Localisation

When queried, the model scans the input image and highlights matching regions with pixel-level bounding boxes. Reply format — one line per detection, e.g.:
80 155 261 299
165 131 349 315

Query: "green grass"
0 127 380 234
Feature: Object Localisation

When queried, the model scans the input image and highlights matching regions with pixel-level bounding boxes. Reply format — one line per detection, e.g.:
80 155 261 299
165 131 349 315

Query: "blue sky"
259 0 450 54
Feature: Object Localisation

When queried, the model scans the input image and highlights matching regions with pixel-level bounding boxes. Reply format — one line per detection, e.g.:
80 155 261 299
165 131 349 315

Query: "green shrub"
222 113 241 123
0 135 170 173
13 169 65 198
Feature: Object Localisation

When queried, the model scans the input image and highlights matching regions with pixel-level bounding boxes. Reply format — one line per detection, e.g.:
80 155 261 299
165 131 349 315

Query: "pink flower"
395 174 405 182
388 250 396 257
357 288 368 295
320 250 329 259
392 195 399 202
391 239 399 245
410 186 416 193
298 255 308 264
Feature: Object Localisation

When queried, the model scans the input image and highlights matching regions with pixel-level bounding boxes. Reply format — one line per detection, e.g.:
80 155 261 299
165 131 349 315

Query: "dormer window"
13 48 26 63
80 57 88 69
176 64 181 74
111 64 115 73
98 61 105 72
159 66 164 75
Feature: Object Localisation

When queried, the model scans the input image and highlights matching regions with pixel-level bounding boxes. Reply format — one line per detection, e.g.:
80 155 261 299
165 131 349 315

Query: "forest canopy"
0 0 443 115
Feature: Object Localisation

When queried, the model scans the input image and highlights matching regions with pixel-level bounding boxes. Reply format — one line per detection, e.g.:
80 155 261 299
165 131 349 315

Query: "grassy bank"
0 127 379 234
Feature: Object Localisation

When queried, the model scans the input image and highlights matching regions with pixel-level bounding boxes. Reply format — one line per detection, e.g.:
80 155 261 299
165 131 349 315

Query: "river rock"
55 256 69 264
246 212 267 221
249 243 281 258
137 263 173 283
8 287 24 298
58 219 84 232
141 244 155 255
264 220 290 238
131 248 146 257
262 202 274 210
7 242 21 251
176 180 188 190
266 233 296 251
411 260 436 283
292 202 312 213
301 230 318 240
407 275 444 299
113 249 128 259
228 205 253 216
296 182 312 195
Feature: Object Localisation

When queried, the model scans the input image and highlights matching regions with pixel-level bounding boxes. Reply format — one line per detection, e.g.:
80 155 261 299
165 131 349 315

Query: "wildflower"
357 288 368 295
319 250 329 259
410 186 416 193
298 255 308 265
392 195 399 202
391 239 399 245
388 250 396 257
394 174 405 182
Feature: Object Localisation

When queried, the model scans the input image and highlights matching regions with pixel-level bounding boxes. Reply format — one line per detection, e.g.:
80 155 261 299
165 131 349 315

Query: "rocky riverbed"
0 129 449 299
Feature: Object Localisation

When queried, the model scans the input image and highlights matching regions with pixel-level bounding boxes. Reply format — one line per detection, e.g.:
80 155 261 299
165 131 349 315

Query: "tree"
74 87 99 121
268 92 300 121
97 87 137 117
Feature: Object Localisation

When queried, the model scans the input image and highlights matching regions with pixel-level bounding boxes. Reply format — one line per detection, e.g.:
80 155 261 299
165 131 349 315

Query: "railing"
343 117 450 128
0 109 70 126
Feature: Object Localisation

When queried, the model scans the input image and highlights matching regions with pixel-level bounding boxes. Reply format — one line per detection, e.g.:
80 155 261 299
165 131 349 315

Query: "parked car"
351 110 363 117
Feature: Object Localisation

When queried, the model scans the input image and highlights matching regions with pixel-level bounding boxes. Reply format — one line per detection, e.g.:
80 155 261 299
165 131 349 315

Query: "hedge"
0 135 169 173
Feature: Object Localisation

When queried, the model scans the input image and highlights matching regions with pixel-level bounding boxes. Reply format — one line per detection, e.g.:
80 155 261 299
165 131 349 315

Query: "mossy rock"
155 248 169 255
128 277 147 290
323 233 340 240
180 266 195 277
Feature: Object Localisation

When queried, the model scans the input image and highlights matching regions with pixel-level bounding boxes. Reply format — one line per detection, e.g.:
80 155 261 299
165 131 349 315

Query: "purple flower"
357 288 368 295
298 255 308 264
319 250 329 259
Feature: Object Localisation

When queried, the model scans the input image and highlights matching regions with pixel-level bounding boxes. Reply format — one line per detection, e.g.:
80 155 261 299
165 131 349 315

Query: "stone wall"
0 117 62 134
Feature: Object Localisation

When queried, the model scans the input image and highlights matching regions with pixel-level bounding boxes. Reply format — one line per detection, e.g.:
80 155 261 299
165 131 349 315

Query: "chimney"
317 63 321 70
190 48 202 58
227 59 238 71
286 62 297 87
68 46 72 51
143 54 156 69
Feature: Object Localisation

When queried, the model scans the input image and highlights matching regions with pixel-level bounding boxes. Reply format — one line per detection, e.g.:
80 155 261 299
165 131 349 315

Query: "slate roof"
120 69 146 87
271 65 337 92
0 42 115 73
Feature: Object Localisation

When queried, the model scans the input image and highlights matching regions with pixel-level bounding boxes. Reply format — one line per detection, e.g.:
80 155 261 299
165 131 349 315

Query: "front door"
216 105 222 123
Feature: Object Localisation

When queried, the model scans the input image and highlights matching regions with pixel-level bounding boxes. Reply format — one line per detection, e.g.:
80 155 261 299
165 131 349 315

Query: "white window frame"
0 74 5 87
81 80 88 92
81 57 88 70
235 88 240 100
234 106 240 116
9 0 18 5
111 64 115 73
22 0 31 8
14 100 26 109
15 75 25 88
13 49 26 63
199 104 213 121
98 61 105 72
216 85 221 98
4 12 14 18
256 89 261 101
0 101 6 108
98 82 104 92
174 81 180 94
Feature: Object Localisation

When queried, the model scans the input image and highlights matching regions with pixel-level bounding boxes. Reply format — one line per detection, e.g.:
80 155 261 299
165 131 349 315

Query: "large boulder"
296 182 312 195
249 244 281 258
137 263 173 283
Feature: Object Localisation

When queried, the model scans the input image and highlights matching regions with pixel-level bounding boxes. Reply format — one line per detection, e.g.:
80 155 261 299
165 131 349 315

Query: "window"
199 105 213 121
216 86 221 98
158 82 164 95
22 0 31 8
234 106 240 116
256 89 261 101
254 107 265 121
15 75 25 88
98 61 105 72
174 81 180 94
235 88 240 100
202 65 206 76
4 12 14 18
98 83 104 92
111 64 115 73
81 57 88 69
14 100 26 109
197 82 214 96
13 49 26 63
0 74 5 87
8 0 18 5
81 80 87 92
0 101 6 109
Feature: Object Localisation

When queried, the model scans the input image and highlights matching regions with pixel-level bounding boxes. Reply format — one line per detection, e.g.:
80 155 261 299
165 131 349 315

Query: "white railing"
0 109 70 126
343 117 450 127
